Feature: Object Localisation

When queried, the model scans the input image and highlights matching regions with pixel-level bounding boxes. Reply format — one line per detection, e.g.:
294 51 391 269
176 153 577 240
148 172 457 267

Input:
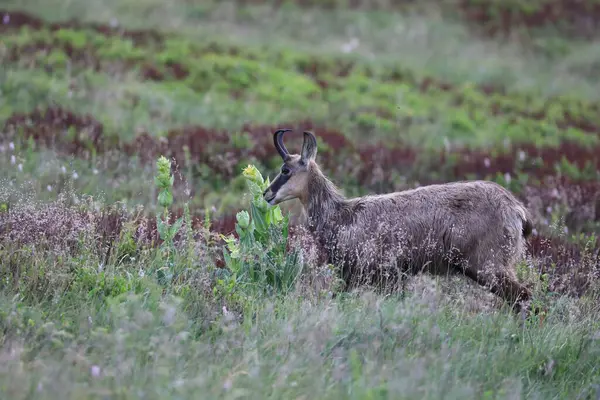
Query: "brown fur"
264 130 534 312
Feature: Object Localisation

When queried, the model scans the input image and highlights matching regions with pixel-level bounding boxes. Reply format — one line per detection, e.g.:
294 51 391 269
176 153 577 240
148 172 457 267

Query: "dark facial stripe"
269 173 291 196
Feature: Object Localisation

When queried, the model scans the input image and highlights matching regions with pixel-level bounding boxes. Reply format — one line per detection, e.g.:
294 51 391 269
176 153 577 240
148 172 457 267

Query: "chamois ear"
301 131 318 163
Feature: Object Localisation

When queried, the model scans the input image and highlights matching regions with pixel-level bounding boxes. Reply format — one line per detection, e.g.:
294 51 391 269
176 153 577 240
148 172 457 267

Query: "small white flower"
3 14 10 24
72 171 79 180
8 142 14 151
17 163 22 172
504 172 511 184
138 269 145 277
10 155 16 165
90 365 101 378
483 158 491 168
341 37 359 54
61 166 67 174
518 150 526 161
93 168 99 175
47 185 52 192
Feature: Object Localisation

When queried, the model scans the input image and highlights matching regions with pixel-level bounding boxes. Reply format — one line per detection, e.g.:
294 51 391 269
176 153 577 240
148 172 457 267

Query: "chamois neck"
302 162 346 231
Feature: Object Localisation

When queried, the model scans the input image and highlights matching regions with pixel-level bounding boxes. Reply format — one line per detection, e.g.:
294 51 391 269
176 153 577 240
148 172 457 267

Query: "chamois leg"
463 266 531 312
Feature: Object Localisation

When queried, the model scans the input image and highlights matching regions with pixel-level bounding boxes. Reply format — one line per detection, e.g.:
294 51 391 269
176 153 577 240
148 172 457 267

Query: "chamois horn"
273 129 292 160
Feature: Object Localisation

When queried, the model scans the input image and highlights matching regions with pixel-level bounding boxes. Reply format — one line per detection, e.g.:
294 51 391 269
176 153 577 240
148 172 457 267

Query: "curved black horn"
273 129 292 159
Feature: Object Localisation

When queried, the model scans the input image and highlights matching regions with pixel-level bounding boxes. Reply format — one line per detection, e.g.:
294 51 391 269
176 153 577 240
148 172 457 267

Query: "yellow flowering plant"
218 164 302 297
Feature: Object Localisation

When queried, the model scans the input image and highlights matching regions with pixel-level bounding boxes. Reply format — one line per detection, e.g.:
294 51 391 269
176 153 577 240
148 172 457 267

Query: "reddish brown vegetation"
2 105 599 296
232 0 600 39
0 9 163 45
3 107 105 158
528 233 600 296
3 106 599 194
140 62 189 81
452 141 600 181
460 0 600 39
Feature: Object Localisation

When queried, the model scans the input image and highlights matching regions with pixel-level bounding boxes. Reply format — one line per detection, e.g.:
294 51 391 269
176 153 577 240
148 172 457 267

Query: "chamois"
263 129 535 312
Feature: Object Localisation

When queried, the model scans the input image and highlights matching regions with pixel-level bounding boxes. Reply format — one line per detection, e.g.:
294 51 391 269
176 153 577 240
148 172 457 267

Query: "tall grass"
0 158 599 399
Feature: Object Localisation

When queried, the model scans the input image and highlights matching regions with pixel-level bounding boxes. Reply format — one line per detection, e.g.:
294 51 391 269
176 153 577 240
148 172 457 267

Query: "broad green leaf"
158 190 173 208
273 206 284 223
169 217 184 237
156 216 167 239
251 202 267 234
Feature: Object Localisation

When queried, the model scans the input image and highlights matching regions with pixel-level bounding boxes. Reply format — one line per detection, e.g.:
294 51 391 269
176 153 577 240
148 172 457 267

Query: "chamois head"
263 129 318 205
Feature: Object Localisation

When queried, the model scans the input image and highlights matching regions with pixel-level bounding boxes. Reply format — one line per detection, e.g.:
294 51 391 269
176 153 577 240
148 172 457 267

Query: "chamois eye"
281 167 291 175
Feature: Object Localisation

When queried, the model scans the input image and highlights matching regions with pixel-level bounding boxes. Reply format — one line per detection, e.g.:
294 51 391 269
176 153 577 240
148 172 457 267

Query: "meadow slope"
1 1 600 398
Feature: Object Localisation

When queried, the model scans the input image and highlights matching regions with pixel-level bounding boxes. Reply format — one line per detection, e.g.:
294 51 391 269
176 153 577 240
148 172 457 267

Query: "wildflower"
47 185 52 192
3 14 9 24
242 164 264 186
93 168 99 175
61 166 67 174
72 171 79 180
8 142 14 151
90 365 101 378
17 163 22 172
483 158 491 168
10 155 16 165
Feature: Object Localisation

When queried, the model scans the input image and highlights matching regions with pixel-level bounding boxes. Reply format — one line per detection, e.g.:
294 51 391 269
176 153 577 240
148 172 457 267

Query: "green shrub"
216 164 303 302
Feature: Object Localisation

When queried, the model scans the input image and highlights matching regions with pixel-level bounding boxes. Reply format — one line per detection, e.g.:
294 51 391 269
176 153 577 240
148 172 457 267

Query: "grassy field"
1 0 600 398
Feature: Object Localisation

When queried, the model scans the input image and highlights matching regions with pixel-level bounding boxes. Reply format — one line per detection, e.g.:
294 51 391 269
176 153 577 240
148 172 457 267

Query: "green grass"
1 1 600 398
1 282 599 399
3 22 600 151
